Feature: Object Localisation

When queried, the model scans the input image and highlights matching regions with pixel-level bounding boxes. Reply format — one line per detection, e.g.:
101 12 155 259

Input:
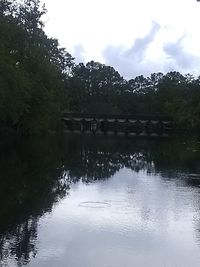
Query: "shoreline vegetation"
1 0 200 135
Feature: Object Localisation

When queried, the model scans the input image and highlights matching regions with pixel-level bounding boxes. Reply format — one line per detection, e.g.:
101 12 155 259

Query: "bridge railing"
62 113 173 136
62 112 172 121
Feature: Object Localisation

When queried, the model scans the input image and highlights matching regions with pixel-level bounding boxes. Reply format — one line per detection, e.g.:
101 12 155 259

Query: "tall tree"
0 0 74 133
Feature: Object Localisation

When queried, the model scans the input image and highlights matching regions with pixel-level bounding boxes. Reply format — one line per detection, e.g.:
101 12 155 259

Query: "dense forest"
1 0 200 134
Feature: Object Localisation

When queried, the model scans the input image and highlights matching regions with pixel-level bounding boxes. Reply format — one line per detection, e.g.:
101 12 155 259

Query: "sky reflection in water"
1 134 200 267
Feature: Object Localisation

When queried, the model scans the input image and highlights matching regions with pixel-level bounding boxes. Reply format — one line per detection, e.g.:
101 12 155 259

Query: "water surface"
1 134 200 267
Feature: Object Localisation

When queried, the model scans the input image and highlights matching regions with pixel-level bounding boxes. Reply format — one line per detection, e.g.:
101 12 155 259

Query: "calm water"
1 134 200 267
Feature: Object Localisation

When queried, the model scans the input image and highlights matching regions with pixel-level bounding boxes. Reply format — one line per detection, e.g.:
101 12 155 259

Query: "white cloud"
72 44 86 63
44 0 200 77
163 36 200 70
103 21 162 78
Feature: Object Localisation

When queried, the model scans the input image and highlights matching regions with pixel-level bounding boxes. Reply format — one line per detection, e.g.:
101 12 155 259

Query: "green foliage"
1 0 200 134
0 0 74 134
69 61 125 113
69 63 200 129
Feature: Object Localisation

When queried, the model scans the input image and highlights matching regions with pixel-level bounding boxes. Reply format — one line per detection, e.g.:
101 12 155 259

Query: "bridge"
62 113 173 136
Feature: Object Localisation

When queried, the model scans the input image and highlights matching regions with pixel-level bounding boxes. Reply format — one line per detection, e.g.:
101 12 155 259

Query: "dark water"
1 134 200 267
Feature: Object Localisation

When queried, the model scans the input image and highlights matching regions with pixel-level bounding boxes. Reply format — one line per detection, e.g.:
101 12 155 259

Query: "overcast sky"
44 0 200 78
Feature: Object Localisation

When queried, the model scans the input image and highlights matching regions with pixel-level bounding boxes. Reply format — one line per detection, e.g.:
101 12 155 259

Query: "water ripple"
79 201 111 208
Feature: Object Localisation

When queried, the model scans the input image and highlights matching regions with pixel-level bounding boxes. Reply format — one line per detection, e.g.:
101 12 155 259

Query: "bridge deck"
62 113 173 136
63 113 172 121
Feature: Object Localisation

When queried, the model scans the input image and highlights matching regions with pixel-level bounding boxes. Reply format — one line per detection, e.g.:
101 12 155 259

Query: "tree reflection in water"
0 136 68 266
0 134 200 266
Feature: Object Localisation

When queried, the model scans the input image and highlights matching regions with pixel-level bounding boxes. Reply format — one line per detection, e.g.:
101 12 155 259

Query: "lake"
1 134 200 267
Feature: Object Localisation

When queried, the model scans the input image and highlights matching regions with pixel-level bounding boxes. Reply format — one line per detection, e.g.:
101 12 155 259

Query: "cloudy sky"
44 0 200 78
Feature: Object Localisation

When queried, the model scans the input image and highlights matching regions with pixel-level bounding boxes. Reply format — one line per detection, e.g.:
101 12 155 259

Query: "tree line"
1 0 200 134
